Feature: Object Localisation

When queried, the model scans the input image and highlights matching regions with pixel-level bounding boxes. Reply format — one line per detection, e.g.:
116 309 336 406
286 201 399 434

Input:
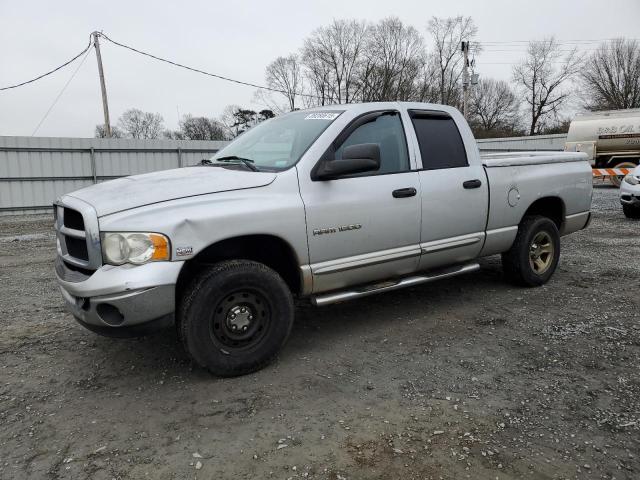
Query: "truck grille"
54 198 102 275
63 207 85 231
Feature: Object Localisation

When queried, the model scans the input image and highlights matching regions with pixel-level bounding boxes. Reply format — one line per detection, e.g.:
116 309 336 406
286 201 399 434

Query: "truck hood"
66 166 277 217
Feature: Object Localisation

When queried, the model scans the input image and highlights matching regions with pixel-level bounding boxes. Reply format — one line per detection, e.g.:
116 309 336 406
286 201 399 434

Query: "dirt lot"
0 187 638 480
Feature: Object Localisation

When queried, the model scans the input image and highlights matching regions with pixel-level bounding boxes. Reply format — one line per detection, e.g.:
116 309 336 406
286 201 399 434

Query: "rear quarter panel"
481 160 592 255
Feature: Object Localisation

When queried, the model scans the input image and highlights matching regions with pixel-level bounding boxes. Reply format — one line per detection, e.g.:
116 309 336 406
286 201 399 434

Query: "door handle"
463 179 482 189
392 187 417 198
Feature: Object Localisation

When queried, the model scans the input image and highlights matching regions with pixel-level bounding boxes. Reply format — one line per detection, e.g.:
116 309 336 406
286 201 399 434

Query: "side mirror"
314 143 381 180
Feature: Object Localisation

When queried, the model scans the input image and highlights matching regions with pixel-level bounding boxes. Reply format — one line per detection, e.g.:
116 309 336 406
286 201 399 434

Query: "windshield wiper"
214 156 259 172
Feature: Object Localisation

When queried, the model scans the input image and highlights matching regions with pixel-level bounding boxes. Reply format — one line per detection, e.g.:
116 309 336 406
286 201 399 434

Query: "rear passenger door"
408 110 489 270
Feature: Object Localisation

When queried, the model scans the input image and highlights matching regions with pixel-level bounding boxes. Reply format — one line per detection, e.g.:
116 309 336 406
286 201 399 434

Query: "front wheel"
179 260 294 377
502 215 561 287
623 204 640 219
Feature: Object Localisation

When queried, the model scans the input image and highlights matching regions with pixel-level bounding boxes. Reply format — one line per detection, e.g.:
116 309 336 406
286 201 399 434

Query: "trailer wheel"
178 260 294 377
609 161 638 187
502 215 561 287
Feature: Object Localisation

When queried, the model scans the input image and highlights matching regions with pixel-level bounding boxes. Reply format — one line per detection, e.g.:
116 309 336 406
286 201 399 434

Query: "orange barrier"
592 168 634 177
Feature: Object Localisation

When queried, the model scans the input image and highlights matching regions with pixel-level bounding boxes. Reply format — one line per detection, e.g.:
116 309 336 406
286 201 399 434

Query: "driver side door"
298 110 422 294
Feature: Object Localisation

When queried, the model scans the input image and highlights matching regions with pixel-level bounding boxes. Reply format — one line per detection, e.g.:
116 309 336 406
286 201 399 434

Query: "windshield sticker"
305 112 340 120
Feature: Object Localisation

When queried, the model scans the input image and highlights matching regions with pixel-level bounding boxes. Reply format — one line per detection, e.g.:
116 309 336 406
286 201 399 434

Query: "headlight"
623 174 640 186
101 232 170 265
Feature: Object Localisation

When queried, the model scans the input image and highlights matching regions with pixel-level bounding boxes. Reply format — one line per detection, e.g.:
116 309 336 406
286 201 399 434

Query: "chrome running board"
310 262 480 307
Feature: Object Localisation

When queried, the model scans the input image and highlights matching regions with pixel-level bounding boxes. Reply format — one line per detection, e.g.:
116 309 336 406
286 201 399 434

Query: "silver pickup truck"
54 102 592 376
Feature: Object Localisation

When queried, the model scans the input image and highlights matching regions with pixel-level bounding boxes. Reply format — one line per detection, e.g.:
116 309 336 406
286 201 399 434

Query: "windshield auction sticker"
305 112 340 120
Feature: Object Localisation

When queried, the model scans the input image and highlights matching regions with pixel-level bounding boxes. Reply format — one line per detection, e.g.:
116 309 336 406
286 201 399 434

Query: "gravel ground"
0 187 638 480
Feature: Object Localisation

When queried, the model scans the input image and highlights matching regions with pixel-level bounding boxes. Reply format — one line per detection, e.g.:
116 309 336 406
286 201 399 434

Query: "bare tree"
117 109 165 139
358 17 427 101
581 38 640 111
513 38 581 135
94 124 123 138
265 55 302 111
469 78 521 137
219 104 242 138
301 52 333 107
427 16 478 106
414 60 441 103
176 115 227 140
301 19 368 104
162 129 185 140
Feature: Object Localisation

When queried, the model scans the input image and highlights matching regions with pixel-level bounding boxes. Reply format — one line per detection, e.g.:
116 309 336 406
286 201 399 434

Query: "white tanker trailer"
565 108 640 186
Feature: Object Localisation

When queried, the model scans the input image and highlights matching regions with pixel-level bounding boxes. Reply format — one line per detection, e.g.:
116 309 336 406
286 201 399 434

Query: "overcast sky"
1 0 639 137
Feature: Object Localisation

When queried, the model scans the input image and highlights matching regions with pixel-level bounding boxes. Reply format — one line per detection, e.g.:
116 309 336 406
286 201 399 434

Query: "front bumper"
620 181 640 206
56 258 184 332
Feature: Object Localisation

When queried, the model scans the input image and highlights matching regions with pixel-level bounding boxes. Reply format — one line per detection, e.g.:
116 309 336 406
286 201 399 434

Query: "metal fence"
1 133 569 216
0 136 228 215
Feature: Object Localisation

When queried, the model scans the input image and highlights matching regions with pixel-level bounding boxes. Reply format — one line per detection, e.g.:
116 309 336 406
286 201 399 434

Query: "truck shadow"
81 258 508 380
284 258 506 356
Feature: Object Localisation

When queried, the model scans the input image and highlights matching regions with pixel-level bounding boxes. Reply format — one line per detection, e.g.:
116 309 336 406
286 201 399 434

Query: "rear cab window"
409 110 468 170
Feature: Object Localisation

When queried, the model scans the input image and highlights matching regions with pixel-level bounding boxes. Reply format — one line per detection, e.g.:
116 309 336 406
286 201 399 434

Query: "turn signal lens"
149 233 170 261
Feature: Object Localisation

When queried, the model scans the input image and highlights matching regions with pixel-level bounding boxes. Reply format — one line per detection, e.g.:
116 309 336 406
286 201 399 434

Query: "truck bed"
481 151 588 168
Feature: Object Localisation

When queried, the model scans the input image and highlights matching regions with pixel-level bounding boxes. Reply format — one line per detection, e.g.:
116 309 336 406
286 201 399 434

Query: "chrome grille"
54 196 102 272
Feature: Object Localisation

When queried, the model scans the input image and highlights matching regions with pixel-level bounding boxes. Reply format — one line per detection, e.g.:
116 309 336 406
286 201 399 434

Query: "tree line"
260 16 640 137
97 17 640 140
95 106 275 140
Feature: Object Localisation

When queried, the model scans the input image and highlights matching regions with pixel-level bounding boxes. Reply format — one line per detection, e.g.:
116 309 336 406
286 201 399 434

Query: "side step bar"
310 262 480 307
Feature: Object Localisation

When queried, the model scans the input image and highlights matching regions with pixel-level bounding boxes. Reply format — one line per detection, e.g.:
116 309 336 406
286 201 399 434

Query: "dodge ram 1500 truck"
54 102 592 376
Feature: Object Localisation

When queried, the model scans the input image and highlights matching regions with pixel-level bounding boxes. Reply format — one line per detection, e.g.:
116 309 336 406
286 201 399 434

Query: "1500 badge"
313 224 362 236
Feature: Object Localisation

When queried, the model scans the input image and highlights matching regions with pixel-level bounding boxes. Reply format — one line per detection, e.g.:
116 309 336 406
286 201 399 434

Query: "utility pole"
92 31 112 137
461 41 470 120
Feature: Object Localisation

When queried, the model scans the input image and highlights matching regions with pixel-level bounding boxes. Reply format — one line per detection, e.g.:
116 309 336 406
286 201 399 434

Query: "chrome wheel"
211 290 270 351
529 231 554 275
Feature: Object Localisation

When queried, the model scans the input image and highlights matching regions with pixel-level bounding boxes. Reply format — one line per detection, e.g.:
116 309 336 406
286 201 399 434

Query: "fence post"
177 148 183 168
90 147 97 183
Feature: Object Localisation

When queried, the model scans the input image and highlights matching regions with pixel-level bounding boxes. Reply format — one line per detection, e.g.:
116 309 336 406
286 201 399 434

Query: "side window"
410 112 468 170
335 112 410 175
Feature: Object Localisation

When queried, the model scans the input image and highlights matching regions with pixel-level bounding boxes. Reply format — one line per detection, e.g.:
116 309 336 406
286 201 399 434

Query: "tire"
179 260 294 377
501 215 561 287
623 204 640 219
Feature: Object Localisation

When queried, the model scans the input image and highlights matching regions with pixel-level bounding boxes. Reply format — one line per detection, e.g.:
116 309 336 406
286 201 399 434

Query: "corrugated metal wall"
476 133 567 152
0 136 228 215
1 133 569 216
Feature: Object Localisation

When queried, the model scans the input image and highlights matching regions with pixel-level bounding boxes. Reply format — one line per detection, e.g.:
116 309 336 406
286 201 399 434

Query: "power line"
479 37 639 45
0 35 93 91
31 47 92 136
97 32 318 99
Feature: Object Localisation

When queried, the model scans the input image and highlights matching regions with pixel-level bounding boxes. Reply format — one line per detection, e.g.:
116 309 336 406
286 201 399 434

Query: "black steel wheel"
211 290 271 351
179 260 294 377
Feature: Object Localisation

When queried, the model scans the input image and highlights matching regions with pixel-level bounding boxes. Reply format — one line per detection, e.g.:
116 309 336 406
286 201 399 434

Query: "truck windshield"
210 110 343 171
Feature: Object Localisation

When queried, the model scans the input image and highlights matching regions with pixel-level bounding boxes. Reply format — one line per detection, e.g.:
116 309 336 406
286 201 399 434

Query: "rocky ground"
0 187 638 480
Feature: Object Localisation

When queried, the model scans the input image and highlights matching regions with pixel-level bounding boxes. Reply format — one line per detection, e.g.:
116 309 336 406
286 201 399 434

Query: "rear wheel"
179 260 294 377
502 215 561 287
623 204 640 219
